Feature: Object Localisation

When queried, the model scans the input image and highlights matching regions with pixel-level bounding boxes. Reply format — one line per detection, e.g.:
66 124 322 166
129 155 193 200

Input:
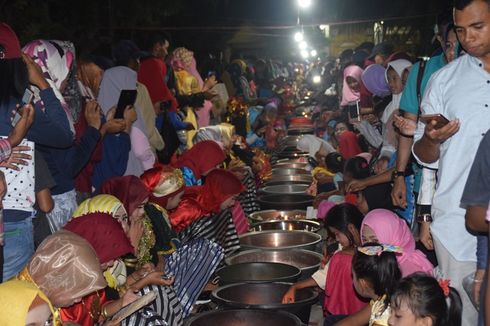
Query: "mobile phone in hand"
12 88 34 127
114 89 137 119
419 114 450 129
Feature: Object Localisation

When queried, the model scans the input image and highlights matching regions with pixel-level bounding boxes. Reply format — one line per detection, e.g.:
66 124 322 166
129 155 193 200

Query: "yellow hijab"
72 194 124 218
0 279 55 326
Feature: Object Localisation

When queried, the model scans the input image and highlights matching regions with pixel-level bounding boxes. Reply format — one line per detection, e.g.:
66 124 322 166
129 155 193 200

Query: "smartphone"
348 101 360 121
12 89 34 127
114 89 137 119
419 114 450 129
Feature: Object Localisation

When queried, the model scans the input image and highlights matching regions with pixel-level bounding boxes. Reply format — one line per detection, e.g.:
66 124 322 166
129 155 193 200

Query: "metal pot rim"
224 249 324 270
211 282 319 309
184 308 302 326
239 230 322 250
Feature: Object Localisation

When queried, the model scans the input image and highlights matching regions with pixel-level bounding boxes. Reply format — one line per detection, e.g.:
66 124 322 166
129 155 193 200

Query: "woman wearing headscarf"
101 175 224 321
16 230 107 325
0 279 55 326
23 40 103 233
62 213 138 325
175 169 245 257
97 40 156 177
361 209 434 277
340 65 364 107
0 25 73 281
173 139 226 186
229 59 257 103
75 55 135 195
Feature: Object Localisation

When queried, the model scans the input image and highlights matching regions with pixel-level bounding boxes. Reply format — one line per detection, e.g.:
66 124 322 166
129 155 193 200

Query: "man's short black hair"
143 32 172 51
454 0 490 11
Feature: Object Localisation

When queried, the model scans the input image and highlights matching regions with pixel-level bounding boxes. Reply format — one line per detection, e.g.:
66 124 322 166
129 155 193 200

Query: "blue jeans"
3 217 34 280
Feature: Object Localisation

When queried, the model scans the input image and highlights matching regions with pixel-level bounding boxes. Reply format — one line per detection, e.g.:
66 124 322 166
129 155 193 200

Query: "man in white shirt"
413 0 490 324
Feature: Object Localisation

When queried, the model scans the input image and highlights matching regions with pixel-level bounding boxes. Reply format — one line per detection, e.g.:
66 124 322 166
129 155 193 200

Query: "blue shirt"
399 53 446 116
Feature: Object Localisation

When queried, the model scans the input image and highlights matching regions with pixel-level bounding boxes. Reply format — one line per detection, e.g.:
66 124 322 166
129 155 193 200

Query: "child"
282 204 368 319
389 273 462 326
336 243 402 326
325 152 345 191
361 209 434 277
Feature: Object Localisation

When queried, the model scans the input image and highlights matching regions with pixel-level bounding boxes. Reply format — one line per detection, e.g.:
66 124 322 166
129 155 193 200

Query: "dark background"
1 0 454 58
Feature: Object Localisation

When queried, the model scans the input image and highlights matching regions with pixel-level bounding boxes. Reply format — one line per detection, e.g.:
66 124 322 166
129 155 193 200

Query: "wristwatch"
391 170 405 181
417 213 433 223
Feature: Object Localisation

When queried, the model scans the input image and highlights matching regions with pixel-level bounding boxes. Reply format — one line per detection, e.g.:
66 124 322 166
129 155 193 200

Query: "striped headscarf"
72 194 124 218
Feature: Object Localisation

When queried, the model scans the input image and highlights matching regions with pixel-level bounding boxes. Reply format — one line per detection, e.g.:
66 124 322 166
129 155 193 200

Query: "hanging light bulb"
313 75 321 84
310 49 317 57
298 0 312 8
299 41 308 50
300 50 309 59
294 31 304 42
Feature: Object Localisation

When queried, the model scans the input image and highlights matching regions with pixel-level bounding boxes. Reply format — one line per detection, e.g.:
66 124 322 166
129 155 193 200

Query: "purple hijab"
361 64 391 97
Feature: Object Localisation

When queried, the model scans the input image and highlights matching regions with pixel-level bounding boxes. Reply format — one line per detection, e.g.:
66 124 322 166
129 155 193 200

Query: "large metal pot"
239 230 322 251
277 151 309 159
265 175 312 186
274 158 307 165
279 136 302 148
250 220 320 233
272 163 308 169
287 127 314 135
271 168 309 176
259 184 309 195
211 282 318 324
215 262 301 285
225 249 323 279
258 194 314 210
249 210 306 224
185 309 302 326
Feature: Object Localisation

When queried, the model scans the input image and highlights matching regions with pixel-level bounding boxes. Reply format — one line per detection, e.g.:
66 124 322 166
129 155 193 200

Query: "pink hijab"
341 65 363 106
361 209 433 277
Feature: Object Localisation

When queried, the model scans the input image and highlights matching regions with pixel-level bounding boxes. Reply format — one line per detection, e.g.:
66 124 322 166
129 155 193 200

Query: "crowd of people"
0 0 489 325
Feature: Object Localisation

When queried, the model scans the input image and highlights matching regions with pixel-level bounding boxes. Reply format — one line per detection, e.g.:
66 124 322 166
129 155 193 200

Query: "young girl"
282 204 368 320
389 273 462 326
361 209 434 277
336 243 402 326
335 121 362 159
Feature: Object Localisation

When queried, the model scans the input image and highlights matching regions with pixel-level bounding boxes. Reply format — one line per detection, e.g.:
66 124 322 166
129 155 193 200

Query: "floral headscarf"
170 47 194 71
22 40 76 133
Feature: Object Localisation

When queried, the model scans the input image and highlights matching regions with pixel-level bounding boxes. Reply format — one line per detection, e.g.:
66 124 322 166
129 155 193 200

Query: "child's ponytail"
443 286 462 326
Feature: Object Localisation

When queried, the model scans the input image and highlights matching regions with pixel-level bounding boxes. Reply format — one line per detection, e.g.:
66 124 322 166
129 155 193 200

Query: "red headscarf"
140 165 185 209
101 176 151 216
169 197 207 232
173 140 226 180
64 213 133 263
188 169 245 214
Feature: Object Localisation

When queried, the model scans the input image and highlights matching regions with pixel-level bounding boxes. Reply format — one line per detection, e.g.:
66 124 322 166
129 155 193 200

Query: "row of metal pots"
187 129 319 325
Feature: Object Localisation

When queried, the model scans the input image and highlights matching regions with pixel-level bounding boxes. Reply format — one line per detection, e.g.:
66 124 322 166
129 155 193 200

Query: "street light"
300 50 310 59
299 41 308 50
298 0 312 8
294 31 304 42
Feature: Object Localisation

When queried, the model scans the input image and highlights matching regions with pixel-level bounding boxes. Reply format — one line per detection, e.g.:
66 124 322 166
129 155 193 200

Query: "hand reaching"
393 115 417 136
0 145 32 170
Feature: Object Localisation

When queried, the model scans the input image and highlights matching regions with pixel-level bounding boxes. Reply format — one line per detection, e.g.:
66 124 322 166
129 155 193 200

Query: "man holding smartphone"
412 1 490 324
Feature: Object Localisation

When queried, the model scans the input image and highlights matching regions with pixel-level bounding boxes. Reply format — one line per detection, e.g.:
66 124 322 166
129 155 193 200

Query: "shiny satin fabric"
26 230 107 308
